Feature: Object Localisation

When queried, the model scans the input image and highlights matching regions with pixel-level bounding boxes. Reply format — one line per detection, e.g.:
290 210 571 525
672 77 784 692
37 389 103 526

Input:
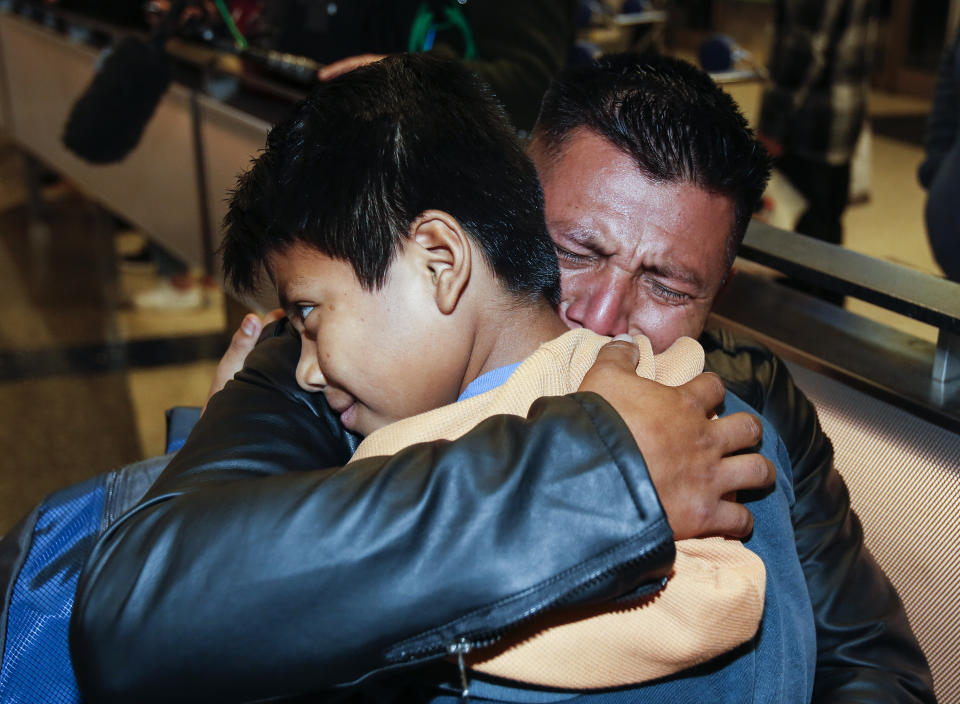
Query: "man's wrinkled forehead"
533 131 735 255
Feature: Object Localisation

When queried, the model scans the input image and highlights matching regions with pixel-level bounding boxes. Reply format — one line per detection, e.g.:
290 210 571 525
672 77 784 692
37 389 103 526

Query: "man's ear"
409 210 472 315
716 265 736 301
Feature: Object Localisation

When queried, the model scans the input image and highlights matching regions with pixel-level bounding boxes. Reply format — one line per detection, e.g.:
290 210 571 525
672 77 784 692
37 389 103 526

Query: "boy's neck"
460 298 570 395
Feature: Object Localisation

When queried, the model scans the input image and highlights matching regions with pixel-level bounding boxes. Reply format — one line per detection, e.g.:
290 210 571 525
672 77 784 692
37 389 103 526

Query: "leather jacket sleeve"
70 320 674 704
702 328 935 703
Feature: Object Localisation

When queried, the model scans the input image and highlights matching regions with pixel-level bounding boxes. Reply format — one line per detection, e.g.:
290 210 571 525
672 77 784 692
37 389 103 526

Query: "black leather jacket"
71 322 934 703
701 327 933 702
70 321 675 704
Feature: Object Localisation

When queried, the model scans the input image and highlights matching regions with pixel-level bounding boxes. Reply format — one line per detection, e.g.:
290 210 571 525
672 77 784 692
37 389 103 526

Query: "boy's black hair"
222 53 560 305
531 52 771 267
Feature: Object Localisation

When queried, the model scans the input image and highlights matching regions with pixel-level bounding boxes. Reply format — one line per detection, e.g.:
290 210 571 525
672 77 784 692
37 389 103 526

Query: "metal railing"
712 221 960 431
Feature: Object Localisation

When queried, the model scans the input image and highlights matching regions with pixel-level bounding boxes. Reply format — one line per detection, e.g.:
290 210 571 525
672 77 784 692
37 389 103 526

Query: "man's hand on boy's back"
580 338 775 541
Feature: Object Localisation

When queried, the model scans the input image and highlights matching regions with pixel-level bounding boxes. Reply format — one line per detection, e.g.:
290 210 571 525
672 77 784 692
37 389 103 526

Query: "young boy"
221 53 811 701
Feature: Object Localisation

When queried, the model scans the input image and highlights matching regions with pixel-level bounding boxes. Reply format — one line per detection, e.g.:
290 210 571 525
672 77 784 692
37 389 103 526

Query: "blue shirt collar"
457 362 522 401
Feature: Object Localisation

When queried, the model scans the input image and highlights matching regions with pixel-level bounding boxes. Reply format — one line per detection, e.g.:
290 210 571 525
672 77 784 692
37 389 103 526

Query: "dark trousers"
777 153 851 246
924 142 960 282
776 153 851 305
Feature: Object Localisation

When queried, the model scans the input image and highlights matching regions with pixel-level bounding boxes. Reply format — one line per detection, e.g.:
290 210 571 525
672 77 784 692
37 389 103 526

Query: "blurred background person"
121 0 578 308
758 0 881 252
264 0 577 133
919 28 960 283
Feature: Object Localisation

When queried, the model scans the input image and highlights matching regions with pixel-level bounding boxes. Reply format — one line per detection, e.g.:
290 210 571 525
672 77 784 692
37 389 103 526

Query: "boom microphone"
62 2 186 164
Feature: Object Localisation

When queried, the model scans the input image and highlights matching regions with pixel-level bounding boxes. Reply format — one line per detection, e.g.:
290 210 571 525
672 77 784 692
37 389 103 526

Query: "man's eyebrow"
558 227 703 288
646 261 703 289
552 225 613 254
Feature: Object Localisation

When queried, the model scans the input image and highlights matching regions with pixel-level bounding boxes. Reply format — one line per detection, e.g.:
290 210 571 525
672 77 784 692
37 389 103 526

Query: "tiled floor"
0 52 946 535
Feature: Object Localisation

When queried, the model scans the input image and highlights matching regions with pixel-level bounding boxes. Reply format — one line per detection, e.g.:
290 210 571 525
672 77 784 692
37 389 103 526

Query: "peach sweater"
351 329 765 689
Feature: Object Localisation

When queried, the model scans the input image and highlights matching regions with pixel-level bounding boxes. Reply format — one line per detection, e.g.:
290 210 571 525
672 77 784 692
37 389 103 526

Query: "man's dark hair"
222 53 560 305
531 52 771 266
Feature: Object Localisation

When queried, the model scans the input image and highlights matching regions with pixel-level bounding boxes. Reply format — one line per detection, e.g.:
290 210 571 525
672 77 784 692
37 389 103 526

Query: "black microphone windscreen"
62 36 172 164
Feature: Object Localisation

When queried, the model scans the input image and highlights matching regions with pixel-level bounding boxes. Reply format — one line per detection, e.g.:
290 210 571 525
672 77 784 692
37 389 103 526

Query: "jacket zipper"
101 470 120 530
449 638 472 699
396 538 673 665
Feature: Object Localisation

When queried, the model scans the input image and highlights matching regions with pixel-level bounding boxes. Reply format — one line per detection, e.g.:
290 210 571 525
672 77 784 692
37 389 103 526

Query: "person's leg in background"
923 140 960 282
773 152 851 305
777 152 851 247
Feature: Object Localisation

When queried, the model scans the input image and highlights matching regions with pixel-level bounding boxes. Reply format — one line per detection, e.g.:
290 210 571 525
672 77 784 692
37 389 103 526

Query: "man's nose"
296 337 327 392
564 275 632 337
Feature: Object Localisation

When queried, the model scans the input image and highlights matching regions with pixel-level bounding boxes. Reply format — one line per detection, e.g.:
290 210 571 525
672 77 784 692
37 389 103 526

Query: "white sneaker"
132 279 207 310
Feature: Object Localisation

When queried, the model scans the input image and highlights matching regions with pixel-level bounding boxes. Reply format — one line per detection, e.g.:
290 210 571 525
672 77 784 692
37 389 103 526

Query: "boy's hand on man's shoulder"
204 309 286 412
579 338 775 542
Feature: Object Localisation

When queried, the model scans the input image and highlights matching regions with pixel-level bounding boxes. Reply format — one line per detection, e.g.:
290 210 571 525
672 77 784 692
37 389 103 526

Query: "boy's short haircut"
531 52 771 267
222 53 561 306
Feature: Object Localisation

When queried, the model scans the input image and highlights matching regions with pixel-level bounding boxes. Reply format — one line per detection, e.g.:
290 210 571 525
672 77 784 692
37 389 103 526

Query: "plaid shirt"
759 0 881 165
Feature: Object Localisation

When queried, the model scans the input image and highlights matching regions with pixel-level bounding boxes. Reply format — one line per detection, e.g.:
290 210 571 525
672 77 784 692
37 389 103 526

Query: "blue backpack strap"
164 406 201 455
0 504 43 661
0 473 108 703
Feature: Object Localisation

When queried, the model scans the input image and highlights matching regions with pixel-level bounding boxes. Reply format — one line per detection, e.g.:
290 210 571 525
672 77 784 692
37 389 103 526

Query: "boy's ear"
409 210 472 315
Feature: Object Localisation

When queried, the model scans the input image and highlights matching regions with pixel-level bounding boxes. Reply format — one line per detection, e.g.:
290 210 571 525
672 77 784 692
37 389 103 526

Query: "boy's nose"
296 338 327 392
